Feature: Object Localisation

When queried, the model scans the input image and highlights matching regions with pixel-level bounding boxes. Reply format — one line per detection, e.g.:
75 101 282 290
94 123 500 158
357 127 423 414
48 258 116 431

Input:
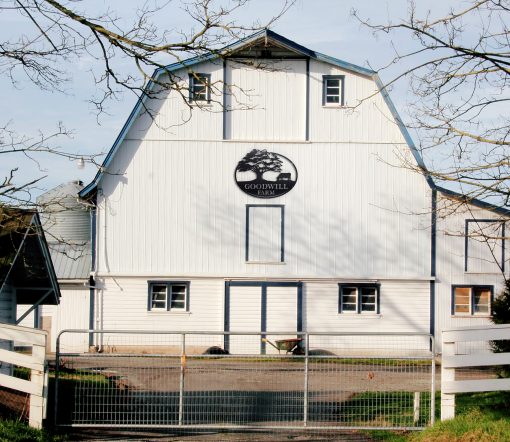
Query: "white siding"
247 206 282 262
265 285 299 355
229 285 261 354
226 60 306 141
309 60 405 144
127 62 224 142
306 280 431 355
40 286 90 353
435 197 506 352
98 140 431 278
466 221 504 273
93 277 224 353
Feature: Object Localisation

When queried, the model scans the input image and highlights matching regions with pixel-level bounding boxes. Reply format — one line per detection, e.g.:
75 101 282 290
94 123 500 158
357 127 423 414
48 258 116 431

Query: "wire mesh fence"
54 330 435 431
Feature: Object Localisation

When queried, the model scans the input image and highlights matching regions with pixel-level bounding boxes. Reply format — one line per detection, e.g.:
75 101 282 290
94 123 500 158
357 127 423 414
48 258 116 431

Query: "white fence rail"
441 324 510 420
0 322 48 428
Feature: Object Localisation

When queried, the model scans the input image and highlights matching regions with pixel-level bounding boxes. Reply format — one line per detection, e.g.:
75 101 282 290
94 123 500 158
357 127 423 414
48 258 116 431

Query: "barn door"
224 282 302 355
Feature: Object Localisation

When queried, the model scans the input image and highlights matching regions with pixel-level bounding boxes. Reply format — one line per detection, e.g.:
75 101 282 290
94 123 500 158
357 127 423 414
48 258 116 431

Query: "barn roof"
78 29 429 199
0 207 60 305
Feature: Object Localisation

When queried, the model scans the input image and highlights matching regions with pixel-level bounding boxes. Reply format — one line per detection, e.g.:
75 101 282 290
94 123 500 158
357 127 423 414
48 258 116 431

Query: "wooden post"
441 339 455 420
29 340 46 429
413 392 420 424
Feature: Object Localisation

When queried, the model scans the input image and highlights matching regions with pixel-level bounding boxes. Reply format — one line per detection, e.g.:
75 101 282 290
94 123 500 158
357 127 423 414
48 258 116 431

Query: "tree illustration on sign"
236 149 283 182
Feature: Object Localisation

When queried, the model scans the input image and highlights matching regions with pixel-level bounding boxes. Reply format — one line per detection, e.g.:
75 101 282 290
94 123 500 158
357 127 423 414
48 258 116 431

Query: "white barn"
70 30 506 354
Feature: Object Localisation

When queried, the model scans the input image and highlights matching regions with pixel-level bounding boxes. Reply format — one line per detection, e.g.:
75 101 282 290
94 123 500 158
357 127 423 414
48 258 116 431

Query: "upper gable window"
323 75 344 106
189 73 211 103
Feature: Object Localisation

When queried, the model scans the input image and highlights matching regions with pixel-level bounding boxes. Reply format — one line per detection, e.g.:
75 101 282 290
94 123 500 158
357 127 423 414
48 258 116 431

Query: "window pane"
326 79 340 87
192 75 208 101
171 285 187 309
474 288 490 314
327 87 340 94
361 288 376 312
326 95 340 103
454 287 471 314
151 285 167 309
342 288 357 312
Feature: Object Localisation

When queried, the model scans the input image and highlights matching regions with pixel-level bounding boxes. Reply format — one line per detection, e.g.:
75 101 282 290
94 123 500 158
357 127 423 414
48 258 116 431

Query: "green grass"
0 420 65 442
369 391 510 442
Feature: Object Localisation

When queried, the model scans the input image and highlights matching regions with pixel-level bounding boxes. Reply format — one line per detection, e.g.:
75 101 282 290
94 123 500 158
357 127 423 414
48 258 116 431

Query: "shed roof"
49 242 91 280
0 207 60 305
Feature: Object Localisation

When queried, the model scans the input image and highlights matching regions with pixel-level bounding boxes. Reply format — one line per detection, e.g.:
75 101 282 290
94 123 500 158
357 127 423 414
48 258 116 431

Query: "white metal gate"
54 330 435 432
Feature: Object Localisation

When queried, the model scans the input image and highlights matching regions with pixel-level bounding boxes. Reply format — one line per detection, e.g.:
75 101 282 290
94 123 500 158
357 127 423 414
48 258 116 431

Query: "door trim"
224 281 303 353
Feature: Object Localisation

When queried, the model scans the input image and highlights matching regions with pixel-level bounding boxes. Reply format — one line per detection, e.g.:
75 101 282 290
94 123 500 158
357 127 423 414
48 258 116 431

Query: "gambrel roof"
79 29 430 199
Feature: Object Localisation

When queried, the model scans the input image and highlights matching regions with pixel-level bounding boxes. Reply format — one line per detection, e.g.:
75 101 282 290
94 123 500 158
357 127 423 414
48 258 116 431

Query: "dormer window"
189 73 211 103
323 75 345 106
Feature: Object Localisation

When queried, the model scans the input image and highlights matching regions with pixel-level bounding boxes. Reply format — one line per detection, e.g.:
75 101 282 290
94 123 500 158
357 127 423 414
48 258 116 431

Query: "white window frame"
148 281 190 312
322 75 345 106
189 73 211 103
338 284 380 314
452 285 493 316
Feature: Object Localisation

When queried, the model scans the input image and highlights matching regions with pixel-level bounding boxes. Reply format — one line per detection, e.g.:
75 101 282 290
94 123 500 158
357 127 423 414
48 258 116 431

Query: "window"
452 285 492 316
465 220 505 273
148 281 189 311
339 284 380 314
323 75 344 106
246 205 284 263
189 73 211 103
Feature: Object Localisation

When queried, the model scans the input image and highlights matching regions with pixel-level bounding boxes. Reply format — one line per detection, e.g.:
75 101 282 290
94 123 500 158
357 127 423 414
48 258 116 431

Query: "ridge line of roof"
79 30 379 199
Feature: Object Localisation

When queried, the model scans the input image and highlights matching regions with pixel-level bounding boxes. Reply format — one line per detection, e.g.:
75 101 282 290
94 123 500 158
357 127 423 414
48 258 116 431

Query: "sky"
0 0 460 199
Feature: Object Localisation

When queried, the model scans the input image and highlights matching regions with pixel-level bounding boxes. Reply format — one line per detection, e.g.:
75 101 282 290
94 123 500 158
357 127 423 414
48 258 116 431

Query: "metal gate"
54 330 435 431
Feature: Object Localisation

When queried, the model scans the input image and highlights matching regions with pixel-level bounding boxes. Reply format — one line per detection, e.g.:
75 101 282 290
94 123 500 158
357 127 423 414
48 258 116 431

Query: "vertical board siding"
308 60 405 144
226 60 306 141
435 200 506 352
98 140 431 278
229 285 262 354
126 62 224 142
306 281 431 354
40 286 90 353
466 221 503 273
95 278 224 351
265 285 298 355
247 206 282 262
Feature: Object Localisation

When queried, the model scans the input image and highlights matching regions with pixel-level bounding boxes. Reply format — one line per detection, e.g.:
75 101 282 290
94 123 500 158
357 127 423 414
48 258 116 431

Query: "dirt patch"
0 386 29 421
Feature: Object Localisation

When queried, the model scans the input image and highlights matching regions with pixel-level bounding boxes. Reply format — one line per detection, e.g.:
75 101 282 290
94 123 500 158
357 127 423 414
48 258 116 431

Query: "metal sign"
234 149 298 198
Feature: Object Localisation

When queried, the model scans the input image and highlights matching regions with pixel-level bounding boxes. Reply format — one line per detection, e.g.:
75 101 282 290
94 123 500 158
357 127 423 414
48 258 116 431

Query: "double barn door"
224 281 302 354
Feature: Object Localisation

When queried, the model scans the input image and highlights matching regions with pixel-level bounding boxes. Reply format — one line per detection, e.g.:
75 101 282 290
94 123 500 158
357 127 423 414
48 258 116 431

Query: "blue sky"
0 0 457 198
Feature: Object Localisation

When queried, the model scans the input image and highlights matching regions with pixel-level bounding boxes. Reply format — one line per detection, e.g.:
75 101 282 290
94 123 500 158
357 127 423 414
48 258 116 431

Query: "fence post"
303 333 309 427
179 333 186 426
28 341 46 428
430 336 436 426
441 337 455 420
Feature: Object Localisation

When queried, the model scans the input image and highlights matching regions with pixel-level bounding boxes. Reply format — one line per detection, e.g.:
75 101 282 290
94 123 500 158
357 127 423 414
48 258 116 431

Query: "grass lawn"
0 420 65 442
369 391 510 442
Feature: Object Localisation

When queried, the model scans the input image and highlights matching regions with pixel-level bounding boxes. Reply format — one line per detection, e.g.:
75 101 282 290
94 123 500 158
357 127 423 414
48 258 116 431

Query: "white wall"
41 285 90 353
97 140 431 278
435 196 506 352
